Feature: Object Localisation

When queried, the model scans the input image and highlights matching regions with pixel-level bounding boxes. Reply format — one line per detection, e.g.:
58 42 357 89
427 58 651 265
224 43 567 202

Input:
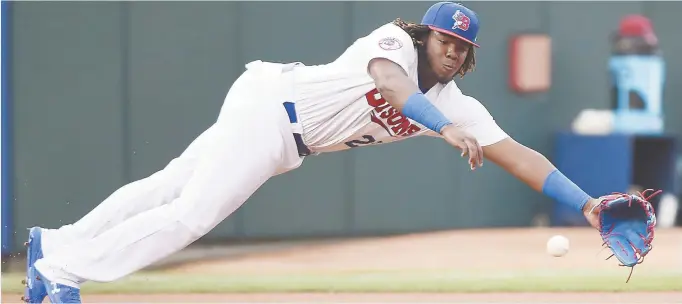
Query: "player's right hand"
440 124 483 170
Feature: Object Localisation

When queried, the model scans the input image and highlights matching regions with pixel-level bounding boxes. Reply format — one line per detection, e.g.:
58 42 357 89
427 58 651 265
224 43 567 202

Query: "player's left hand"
582 198 602 229
583 189 661 282
440 124 483 170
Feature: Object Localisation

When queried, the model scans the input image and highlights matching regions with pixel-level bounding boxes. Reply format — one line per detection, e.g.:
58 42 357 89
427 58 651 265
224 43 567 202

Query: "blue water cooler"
609 54 665 134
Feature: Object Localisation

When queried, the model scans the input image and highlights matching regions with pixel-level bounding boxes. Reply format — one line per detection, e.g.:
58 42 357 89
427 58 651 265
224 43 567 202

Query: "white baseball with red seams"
33 22 509 287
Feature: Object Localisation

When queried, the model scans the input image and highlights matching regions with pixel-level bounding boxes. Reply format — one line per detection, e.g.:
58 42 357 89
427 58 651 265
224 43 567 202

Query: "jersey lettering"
365 88 421 137
342 88 423 149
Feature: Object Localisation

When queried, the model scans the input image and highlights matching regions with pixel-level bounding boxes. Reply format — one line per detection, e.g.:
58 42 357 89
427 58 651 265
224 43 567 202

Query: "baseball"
546 235 570 257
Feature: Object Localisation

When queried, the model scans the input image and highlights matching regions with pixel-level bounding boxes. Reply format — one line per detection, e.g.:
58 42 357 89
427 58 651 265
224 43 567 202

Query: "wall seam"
120 2 131 184
343 1 356 235
1 0 14 256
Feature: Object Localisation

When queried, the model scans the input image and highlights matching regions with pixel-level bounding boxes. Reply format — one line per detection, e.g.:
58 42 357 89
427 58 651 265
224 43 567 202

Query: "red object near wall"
509 34 552 94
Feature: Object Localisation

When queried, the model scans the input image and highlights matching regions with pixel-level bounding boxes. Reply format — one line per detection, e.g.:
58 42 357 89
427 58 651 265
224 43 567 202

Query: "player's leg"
23 68 259 303
33 96 302 302
38 126 214 255
21 125 213 303
35 65 258 255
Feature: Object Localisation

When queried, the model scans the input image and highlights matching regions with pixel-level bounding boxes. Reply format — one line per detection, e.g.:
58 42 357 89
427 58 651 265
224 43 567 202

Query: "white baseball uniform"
34 23 508 286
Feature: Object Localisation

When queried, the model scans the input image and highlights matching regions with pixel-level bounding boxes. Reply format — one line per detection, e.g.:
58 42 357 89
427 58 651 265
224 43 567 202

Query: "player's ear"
423 30 434 44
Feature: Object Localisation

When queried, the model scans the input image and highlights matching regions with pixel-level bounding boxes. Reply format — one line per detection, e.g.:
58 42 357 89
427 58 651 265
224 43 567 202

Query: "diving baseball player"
22 2 659 303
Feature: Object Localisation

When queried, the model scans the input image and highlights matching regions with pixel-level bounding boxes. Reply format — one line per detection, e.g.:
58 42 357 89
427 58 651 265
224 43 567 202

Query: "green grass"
3 269 682 294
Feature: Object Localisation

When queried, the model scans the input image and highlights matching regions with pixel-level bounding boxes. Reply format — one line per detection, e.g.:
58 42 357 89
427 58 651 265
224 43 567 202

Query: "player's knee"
180 220 215 238
173 205 221 238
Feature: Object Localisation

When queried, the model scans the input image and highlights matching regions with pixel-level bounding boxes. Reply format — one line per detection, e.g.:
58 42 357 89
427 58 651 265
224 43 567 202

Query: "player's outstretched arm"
482 137 601 228
367 58 483 168
483 134 661 277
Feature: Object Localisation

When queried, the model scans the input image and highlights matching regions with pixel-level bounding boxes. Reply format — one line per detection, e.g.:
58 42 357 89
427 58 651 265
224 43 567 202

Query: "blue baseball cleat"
35 268 82 304
21 227 47 303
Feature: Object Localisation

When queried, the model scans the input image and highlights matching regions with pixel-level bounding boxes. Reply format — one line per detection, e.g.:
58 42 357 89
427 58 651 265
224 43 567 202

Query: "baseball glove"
593 189 661 282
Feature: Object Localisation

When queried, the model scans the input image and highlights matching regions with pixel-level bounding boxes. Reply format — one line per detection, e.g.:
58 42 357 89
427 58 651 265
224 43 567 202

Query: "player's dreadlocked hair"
392 18 476 79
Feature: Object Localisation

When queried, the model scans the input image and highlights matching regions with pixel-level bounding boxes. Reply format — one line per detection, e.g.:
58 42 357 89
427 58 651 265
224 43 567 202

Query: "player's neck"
417 60 438 93
416 49 439 93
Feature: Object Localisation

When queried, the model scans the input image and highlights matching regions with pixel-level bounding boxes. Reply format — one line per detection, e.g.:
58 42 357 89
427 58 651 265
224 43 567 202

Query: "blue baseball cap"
421 2 480 47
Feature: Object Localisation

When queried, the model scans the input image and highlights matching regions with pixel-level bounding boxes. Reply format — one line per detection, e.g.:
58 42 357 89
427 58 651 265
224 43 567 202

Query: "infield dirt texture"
3 228 682 303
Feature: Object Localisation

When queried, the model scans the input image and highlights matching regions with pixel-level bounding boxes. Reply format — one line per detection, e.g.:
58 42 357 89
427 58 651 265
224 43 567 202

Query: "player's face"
425 31 471 83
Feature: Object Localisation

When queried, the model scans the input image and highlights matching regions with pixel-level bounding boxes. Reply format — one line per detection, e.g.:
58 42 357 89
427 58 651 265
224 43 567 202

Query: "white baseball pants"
35 61 305 286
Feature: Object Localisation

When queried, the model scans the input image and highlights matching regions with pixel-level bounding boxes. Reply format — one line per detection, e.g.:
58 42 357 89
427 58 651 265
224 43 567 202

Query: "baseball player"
22 2 659 303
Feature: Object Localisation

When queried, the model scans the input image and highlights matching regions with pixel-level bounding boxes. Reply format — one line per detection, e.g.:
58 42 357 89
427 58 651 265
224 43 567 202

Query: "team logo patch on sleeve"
378 37 403 50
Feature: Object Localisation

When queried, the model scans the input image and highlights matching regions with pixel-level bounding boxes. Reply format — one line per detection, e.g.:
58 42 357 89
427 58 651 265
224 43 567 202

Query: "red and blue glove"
594 189 660 282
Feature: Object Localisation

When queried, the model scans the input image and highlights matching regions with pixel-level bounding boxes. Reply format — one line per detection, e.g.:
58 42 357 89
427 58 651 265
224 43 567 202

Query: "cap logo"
452 10 470 31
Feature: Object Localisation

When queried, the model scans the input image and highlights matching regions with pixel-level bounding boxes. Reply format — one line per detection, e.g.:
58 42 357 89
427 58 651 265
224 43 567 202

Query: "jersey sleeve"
364 23 417 75
430 85 509 147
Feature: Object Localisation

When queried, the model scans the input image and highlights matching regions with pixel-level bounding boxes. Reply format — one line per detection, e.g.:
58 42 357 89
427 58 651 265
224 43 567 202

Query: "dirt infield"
4 228 681 303
2 292 681 303
170 227 682 275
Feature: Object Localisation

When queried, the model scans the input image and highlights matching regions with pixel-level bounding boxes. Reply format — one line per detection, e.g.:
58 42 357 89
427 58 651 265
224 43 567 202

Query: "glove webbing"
596 189 661 283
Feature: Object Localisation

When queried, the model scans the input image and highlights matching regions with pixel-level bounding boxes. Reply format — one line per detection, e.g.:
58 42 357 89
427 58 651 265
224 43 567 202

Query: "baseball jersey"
290 22 508 154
